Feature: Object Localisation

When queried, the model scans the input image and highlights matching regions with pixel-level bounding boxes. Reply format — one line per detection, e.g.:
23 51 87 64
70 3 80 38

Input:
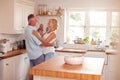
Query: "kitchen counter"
55 48 87 53
55 48 105 53
30 56 105 80
0 49 26 59
105 49 117 55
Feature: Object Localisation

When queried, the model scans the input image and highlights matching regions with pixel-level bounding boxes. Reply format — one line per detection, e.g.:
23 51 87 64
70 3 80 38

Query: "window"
66 10 85 44
112 12 120 26
65 9 120 45
89 28 106 42
111 12 120 42
89 11 107 42
89 11 107 26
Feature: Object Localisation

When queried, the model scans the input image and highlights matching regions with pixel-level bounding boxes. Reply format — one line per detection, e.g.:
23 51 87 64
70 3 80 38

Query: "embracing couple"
25 14 58 67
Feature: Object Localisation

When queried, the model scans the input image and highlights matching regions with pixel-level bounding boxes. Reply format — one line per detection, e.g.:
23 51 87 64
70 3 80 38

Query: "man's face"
29 17 37 26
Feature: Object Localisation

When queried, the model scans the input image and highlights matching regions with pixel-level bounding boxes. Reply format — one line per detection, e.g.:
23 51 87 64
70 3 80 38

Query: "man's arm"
32 30 54 46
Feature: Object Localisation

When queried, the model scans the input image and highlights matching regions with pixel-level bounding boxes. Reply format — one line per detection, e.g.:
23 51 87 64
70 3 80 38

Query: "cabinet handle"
25 57 28 60
6 63 9 66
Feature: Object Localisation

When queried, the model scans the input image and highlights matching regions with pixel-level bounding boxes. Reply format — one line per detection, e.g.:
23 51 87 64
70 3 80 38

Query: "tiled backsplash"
0 34 24 44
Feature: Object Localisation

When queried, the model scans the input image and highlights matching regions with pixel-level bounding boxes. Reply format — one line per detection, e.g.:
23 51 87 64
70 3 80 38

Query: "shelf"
37 14 62 17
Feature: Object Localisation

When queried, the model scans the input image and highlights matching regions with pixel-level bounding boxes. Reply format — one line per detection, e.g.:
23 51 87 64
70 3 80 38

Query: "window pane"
66 11 85 44
110 28 120 42
66 26 84 44
90 28 106 42
89 11 107 26
112 12 120 26
69 11 85 26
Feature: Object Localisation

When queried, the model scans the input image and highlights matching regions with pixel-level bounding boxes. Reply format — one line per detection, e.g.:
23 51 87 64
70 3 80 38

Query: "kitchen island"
30 56 105 80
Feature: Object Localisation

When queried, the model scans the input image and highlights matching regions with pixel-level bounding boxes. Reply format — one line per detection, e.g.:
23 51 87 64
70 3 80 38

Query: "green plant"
83 36 89 43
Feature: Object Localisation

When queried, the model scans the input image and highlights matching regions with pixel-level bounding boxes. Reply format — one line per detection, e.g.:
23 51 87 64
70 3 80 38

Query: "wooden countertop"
0 49 26 59
30 56 105 80
105 49 117 55
55 48 87 53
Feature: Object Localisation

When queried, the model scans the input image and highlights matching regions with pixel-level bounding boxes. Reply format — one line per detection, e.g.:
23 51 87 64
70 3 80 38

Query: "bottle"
96 39 100 45
91 38 96 45
13 42 18 50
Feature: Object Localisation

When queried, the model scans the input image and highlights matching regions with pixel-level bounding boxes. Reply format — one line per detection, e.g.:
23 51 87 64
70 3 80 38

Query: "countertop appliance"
0 39 12 53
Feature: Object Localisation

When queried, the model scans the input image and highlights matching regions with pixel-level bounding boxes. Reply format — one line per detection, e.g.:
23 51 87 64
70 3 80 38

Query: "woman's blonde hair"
49 19 58 30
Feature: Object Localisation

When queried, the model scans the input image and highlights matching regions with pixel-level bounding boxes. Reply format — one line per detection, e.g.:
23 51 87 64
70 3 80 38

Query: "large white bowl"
64 55 84 65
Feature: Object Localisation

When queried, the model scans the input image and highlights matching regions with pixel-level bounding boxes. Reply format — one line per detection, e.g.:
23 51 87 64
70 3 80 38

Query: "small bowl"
64 55 84 65
73 40 85 44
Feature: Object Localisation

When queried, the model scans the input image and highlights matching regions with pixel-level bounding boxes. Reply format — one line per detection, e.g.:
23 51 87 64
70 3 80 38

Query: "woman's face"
48 20 54 31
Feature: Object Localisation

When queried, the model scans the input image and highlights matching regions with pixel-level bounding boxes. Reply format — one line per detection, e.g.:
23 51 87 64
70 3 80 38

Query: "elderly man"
25 14 53 67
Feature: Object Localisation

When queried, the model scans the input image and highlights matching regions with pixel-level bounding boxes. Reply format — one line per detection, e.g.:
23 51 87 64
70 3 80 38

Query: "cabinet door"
14 3 23 32
0 60 2 80
23 5 34 29
108 55 117 80
23 54 30 80
2 57 16 80
15 53 30 80
14 2 34 33
102 65 109 80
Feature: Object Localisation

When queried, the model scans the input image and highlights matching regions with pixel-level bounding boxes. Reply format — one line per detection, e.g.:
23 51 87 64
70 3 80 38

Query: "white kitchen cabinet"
84 51 106 58
0 56 16 80
101 65 109 80
14 3 23 32
0 53 30 80
107 55 117 80
16 53 30 80
14 2 34 33
84 51 108 64
0 0 34 34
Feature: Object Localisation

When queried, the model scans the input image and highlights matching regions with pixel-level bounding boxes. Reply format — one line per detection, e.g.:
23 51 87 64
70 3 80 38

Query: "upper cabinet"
0 0 34 34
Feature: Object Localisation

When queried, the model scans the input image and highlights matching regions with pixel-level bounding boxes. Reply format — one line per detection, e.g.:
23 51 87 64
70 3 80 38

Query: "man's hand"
32 30 41 38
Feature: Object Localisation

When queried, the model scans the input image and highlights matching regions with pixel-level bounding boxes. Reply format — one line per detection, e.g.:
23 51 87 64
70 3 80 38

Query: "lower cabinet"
1 56 16 80
107 55 117 80
0 53 30 80
15 53 30 80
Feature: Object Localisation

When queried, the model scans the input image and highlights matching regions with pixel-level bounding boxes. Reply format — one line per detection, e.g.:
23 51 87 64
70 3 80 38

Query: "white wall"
35 0 120 10
0 34 24 44
35 0 120 48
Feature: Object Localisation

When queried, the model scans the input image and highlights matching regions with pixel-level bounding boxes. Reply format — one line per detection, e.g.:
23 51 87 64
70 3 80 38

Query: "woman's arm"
45 32 56 43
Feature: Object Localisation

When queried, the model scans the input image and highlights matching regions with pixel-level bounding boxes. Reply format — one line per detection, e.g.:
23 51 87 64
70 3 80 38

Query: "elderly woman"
33 19 58 60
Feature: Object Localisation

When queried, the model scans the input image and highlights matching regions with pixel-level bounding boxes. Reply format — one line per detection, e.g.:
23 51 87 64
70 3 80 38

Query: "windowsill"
62 44 88 50
61 43 106 51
